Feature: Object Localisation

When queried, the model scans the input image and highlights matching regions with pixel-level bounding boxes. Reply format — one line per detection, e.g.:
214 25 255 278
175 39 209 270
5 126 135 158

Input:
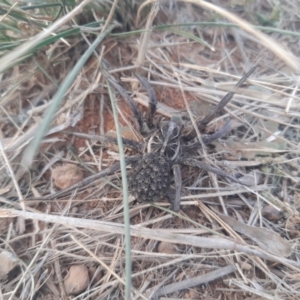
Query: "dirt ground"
1 1 300 299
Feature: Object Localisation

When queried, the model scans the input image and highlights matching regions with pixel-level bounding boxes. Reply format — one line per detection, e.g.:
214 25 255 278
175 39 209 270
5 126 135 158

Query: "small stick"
154 264 236 297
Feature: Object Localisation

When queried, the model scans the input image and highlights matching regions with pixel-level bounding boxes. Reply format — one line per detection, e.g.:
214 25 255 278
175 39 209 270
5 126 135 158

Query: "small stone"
52 164 83 190
286 216 300 238
262 205 283 222
183 290 199 299
0 250 19 280
64 264 89 295
157 241 179 254
240 262 252 271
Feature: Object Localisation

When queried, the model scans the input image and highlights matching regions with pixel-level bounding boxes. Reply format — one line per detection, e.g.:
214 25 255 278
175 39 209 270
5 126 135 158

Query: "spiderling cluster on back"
105 67 256 211
128 153 171 203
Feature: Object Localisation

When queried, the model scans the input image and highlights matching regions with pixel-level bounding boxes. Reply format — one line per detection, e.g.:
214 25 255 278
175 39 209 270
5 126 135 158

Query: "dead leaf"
218 214 291 257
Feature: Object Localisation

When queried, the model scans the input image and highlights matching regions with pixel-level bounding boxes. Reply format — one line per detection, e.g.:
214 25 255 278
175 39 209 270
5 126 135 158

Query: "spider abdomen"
128 153 171 202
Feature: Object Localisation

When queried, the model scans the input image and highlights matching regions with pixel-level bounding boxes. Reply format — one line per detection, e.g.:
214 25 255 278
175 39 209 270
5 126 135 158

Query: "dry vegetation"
1 0 300 299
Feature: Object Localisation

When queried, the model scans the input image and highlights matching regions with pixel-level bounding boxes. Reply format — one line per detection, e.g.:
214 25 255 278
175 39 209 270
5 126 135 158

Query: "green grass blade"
155 21 300 38
170 28 214 51
19 3 63 10
111 22 300 39
0 0 90 74
21 23 118 167
107 82 132 300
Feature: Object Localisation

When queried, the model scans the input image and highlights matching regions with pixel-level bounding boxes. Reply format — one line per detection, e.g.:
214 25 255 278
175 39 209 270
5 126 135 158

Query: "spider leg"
182 120 231 152
178 157 247 185
183 66 256 142
45 156 140 200
106 76 145 135
64 131 143 152
172 164 182 212
134 73 157 129
201 119 231 144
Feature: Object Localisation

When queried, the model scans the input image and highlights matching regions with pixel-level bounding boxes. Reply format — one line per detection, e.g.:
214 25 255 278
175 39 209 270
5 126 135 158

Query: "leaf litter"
1 1 300 299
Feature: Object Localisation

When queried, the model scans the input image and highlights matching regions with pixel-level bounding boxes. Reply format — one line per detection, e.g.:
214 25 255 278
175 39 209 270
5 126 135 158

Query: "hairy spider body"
104 68 256 211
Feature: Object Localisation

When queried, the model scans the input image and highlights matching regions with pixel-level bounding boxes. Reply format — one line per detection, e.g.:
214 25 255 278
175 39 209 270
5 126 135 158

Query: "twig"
155 264 236 297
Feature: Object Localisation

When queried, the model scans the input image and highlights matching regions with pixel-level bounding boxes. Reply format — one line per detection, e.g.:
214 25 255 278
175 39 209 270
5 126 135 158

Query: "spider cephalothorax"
105 68 256 211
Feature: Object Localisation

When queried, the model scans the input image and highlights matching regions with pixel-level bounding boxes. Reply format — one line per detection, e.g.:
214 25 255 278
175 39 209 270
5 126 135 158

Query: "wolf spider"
52 68 255 211
103 67 256 211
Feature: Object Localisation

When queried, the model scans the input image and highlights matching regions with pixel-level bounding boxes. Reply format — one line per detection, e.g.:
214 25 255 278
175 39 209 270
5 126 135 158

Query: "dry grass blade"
155 264 236 297
218 214 292 257
70 235 148 300
64 131 143 151
179 157 246 185
21 24 118 167
1 209 299 269
135 1 159 68
106 76 144 133
0 0 91 73
138 0 300 71
106 79 133 300
2 1 300 299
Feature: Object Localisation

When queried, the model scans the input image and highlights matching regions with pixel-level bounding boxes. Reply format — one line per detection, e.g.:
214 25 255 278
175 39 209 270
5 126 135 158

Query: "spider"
103 67 256 211
50 67 255 211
